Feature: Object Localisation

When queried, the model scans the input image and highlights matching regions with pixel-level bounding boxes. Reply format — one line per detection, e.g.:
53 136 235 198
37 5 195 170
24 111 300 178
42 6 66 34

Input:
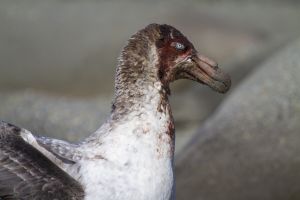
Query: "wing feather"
0 121 84 200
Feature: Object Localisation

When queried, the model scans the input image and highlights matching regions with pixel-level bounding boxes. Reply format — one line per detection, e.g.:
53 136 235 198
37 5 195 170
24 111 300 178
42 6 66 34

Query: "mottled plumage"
0 24 230 200
0 122 84 200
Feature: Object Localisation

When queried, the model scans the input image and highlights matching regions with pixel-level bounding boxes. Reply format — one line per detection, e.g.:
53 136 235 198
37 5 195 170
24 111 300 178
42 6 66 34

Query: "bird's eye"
172 42 185 51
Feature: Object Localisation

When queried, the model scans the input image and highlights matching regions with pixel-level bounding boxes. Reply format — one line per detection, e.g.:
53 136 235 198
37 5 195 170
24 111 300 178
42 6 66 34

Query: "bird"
0 23 231 200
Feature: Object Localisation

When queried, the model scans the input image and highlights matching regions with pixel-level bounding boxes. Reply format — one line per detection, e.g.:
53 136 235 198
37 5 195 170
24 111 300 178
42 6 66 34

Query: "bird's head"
117 24 231 96
154 24 231 93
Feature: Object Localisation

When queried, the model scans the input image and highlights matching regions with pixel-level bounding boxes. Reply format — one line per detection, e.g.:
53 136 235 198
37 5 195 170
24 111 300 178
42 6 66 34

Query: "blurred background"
1 0 300 199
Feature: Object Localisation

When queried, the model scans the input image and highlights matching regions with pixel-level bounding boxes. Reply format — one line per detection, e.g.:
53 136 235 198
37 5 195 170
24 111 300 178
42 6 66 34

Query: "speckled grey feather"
0 121 84 200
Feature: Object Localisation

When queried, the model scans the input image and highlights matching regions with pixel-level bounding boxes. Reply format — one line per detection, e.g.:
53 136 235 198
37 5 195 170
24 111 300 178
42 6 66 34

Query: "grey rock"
0 90 111 141
175 37 300 200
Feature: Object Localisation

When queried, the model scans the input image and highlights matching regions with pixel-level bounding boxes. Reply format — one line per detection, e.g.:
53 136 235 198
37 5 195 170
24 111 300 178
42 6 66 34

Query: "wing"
0 121 84 200
35 135 82 164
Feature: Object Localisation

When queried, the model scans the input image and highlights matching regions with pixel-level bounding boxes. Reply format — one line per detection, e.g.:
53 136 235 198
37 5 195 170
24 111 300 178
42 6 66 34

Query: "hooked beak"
181 53 231 93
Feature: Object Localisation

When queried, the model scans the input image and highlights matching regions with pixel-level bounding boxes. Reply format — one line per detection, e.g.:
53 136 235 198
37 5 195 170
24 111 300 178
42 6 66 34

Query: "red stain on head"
156 25 195 86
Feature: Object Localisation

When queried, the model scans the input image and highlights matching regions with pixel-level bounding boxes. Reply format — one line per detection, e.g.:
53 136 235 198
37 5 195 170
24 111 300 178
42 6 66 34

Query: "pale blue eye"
175 42 185 50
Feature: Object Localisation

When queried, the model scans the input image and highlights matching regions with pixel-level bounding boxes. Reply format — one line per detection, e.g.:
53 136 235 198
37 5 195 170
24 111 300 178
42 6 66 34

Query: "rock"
175 37 300 200
0 90 111 141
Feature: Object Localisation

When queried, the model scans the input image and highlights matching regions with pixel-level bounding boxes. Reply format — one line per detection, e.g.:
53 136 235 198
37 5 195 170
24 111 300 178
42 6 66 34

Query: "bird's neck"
84 77 175 159
84 36 175 158
110 53 174 141
111 38 170 119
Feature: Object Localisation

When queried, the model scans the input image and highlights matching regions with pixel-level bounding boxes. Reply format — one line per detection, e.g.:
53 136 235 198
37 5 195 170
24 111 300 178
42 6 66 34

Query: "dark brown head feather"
111 23 230 119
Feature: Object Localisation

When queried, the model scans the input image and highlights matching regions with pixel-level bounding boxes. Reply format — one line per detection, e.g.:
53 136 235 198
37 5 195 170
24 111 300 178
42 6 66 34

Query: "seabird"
0 24 231 200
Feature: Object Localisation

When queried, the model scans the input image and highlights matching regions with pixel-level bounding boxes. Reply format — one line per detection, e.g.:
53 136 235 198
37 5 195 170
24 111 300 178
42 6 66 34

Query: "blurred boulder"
176 37 300 200
0 90 111 141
